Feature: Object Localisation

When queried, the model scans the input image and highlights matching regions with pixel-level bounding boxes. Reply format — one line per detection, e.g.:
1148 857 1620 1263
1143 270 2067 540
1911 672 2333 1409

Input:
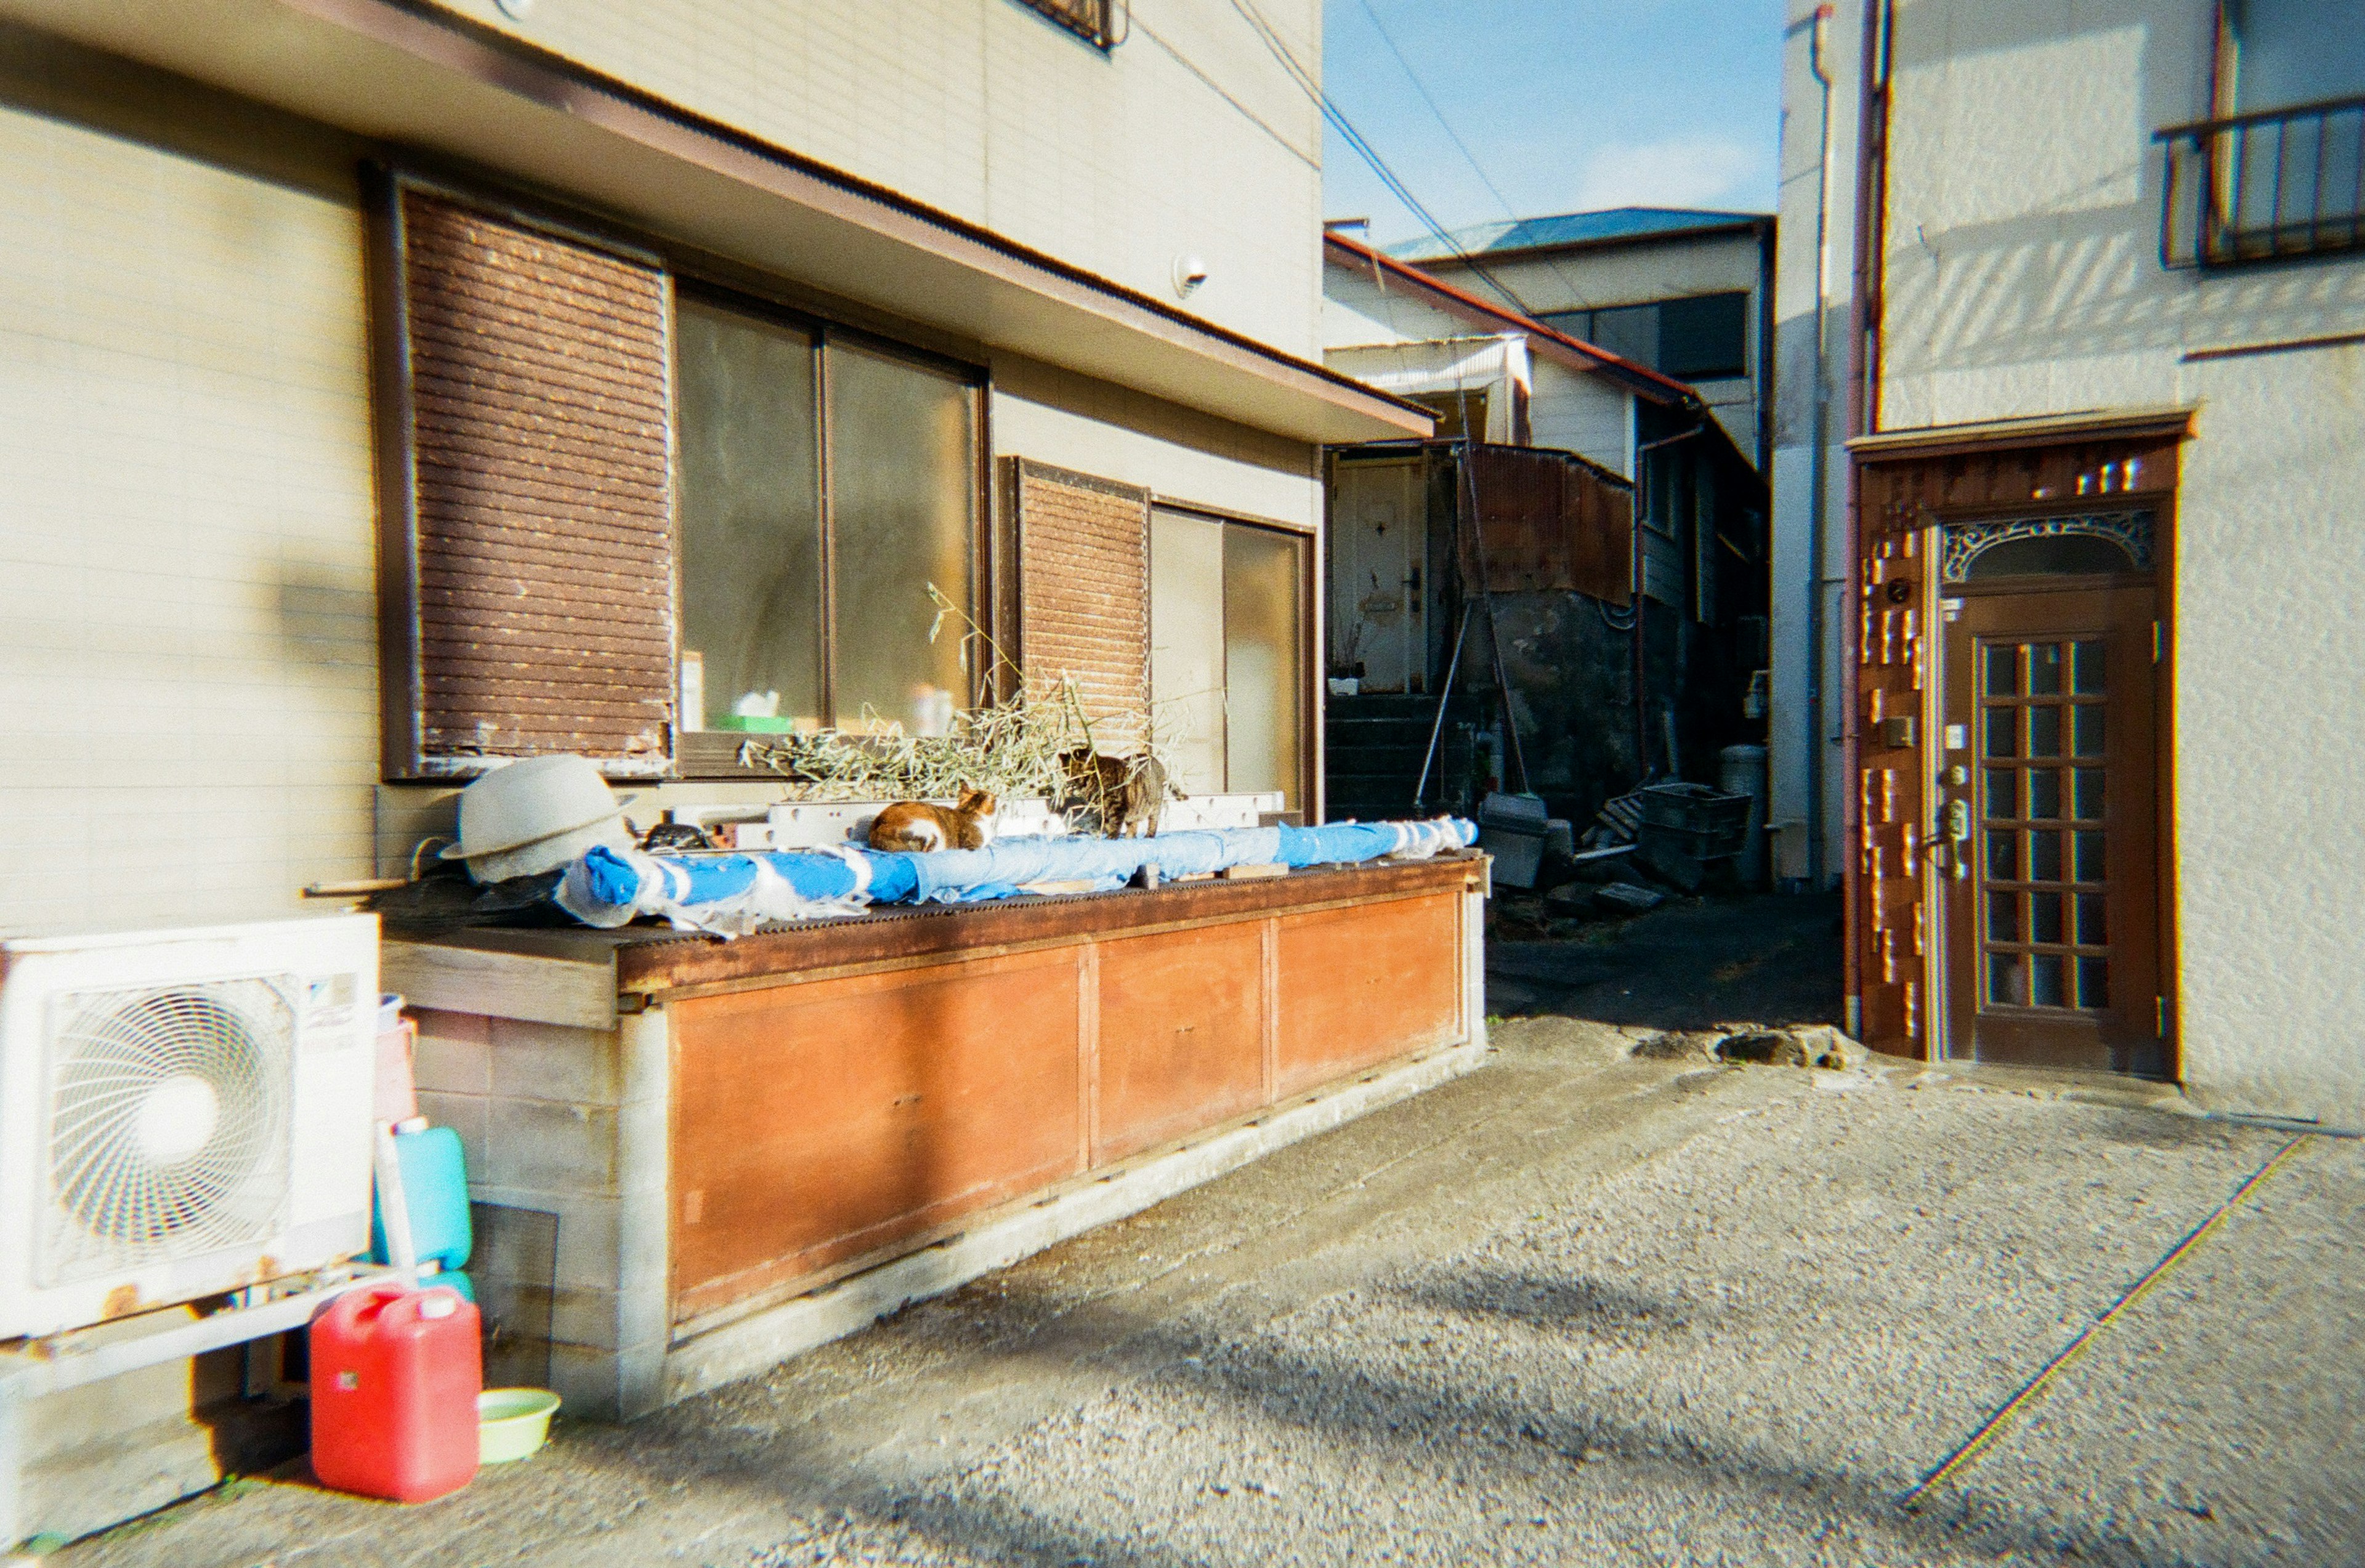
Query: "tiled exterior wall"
429 0 1327 358
0 94 381 936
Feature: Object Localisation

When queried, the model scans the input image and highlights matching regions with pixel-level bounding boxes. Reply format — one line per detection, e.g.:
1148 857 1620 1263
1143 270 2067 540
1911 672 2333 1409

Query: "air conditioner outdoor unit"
0 915 379 1340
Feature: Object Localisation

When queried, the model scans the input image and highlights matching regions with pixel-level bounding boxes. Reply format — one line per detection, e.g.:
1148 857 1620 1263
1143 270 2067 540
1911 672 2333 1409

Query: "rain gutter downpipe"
1806 2 1837 891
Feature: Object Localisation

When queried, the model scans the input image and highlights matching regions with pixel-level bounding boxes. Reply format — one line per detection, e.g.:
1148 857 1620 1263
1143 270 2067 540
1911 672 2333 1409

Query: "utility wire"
1223 0 1539 317
1131 12 1319 168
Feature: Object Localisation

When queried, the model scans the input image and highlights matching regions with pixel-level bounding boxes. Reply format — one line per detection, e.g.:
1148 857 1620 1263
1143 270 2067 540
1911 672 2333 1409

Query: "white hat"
439 754 639 883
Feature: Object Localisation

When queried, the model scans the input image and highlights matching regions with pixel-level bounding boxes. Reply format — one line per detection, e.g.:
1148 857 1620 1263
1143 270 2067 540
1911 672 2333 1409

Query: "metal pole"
1412 599 1474 810
1458 438 1530 794
1807 2 1837 890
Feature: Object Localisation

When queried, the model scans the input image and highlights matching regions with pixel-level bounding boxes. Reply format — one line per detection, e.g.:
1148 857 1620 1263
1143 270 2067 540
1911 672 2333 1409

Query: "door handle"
1943 798 1972 881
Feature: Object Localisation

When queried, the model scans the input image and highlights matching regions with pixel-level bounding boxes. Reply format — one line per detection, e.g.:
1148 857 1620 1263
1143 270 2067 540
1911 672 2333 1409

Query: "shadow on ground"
1486 890 1843 1031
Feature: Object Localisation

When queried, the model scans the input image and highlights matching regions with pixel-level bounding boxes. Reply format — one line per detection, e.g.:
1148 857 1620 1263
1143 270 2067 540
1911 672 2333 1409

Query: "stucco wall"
427 0 1325 359
1870 0 2365 1121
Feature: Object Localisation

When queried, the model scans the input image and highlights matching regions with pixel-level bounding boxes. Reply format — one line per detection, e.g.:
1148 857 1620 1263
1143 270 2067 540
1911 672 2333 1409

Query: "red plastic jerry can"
310 1283 482 1502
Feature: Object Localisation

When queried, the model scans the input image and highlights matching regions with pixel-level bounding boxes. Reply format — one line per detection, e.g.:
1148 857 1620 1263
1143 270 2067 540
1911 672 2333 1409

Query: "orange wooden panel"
1274 892 1462 1099
669 948 1081 1322
1093 921 1267 1164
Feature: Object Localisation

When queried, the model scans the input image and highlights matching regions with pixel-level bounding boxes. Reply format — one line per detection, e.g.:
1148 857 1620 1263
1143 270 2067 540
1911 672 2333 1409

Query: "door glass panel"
1983 644 2020 697
1987 893 2021 942
1222 524 1306 804
2072 703 2106 756
2030 893 2063 945
1986 768 2019 818
2073 830 2107 883
2076 957 2109 1009
2072 768 2106 820
1150 510 1227 798
2030 954 2066 1008
1987 952 2023 1006
2026 706 2062 758
2071 640 2106 694
2028 642 2063 695
1987 831 2018 880
2027 769 2061 819
2076 892 2108 945
1984 707 2018 758
2028 830 2063 882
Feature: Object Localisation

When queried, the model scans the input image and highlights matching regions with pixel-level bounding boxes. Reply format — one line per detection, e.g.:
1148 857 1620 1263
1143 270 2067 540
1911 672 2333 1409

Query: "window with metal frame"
1537 291 1750 381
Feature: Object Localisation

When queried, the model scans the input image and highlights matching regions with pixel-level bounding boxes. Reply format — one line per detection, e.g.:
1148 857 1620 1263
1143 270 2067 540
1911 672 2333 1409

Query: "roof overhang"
0 0 1431 445
1848 406 2196 462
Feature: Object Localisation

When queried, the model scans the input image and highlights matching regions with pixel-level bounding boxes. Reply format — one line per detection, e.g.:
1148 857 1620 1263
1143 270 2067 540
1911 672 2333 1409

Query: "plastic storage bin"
310 1284 482 1502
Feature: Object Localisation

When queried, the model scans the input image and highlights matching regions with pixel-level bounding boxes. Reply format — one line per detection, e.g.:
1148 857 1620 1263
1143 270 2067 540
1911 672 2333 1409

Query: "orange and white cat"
867 786 998 854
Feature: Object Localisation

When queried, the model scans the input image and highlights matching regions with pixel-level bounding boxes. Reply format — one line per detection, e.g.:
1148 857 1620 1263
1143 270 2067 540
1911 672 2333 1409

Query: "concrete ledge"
659 1038 1491 1408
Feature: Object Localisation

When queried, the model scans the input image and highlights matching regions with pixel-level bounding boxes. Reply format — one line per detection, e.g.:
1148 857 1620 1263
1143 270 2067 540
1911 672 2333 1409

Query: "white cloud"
1572 134 1764 210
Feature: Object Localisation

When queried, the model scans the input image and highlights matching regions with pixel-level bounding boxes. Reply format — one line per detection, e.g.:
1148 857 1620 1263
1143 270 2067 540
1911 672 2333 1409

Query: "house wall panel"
1274 892 1461 1097
1093 921 1268 1163
1844 1 2365 1123
0 97 379 935
425 0 1325 358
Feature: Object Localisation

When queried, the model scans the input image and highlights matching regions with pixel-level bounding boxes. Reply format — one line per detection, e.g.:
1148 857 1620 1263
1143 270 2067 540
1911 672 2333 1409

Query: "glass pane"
1984 706 2018 758
1987 830 2018 881
2072 768 2106 820
2076 956 2109 1009
1963 535 2137 578
2030 893 2064 945
1985 768 2018 820
2028 643 2063 695
2076 892 2108 945
2071 640 2107 694
2074 830 2108 883
1150 510 1227 798
1983 644 2020 697
2031 953 2066 1008
674 297 824 733
1223 523 1306 804
2027 769 2061 820
2027 705 2062 758
828 341 977 733
1987 952 2023 1006
1987 892 2020 943
2028 830 2063 882
2072 703 2106 756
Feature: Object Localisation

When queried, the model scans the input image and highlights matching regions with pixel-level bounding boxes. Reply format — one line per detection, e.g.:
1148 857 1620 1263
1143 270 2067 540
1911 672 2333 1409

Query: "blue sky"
1320 0 1786 250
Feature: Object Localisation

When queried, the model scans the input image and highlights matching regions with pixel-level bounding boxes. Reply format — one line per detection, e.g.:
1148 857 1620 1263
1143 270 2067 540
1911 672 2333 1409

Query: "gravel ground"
60 896 2365 1567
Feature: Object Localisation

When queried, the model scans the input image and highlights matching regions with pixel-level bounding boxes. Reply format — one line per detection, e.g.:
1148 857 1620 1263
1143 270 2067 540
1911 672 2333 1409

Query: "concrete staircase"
1322 692 1479 822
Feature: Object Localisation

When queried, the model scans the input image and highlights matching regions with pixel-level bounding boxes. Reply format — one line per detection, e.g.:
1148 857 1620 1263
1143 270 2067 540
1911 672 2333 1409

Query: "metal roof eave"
1 0 1430 446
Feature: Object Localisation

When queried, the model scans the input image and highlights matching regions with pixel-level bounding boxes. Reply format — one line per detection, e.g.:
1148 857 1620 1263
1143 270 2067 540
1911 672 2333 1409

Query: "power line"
1131 13 1319 168
1221 0 1539 317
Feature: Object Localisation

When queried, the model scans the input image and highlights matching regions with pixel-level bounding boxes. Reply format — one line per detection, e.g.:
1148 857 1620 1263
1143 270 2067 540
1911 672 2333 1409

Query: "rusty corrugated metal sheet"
394 188 676 775
1463 445 1632 607
1014 458 1150 720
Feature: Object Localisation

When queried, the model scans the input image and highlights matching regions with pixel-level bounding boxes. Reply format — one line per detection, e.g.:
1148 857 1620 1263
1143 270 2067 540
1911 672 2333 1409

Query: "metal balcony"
2157 93 2365 268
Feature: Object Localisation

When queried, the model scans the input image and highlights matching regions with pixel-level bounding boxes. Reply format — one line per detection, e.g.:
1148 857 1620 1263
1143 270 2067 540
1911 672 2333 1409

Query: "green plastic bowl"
477 1388 560 1463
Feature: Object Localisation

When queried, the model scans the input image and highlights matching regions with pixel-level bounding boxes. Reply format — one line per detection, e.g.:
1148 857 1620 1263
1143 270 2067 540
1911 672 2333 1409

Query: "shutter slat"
391 187 676 776
1015 459 1149 724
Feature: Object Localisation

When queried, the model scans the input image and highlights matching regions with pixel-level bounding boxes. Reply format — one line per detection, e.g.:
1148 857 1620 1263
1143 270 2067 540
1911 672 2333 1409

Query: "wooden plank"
381 938 617 1030
1273 891 1464 1098
669 947 1085 1324
613 859 1479 995
1093 922 1267 1165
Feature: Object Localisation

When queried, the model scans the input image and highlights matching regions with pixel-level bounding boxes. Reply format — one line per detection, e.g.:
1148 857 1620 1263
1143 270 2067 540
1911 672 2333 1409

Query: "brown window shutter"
1011 458 1150 721
375 182 676 779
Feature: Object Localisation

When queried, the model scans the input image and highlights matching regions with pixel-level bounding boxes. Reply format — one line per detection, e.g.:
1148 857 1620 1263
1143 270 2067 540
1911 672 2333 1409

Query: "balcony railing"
2157 93 2365 268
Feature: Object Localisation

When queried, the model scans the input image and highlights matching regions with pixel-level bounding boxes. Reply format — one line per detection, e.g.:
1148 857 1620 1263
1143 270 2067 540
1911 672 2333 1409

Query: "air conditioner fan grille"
39 979 295 1285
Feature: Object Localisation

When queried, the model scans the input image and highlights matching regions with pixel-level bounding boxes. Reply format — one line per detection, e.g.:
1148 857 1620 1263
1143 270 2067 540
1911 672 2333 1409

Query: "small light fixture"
495 0 534 18
1172 253 1210 299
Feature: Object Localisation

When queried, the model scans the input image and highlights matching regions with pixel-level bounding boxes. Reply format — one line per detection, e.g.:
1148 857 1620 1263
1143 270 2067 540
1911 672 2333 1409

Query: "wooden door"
1938 584 2162 1073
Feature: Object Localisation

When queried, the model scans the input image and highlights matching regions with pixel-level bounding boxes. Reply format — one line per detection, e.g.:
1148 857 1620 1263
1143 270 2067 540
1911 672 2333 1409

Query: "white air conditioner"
0 915 379 1340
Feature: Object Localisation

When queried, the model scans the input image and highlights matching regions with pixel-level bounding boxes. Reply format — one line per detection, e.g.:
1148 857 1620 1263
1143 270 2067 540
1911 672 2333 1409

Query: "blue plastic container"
371 1123 473 1272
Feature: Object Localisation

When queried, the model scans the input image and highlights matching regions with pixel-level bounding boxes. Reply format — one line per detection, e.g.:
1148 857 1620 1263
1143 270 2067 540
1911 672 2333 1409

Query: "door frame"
1847 408 2192 1078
